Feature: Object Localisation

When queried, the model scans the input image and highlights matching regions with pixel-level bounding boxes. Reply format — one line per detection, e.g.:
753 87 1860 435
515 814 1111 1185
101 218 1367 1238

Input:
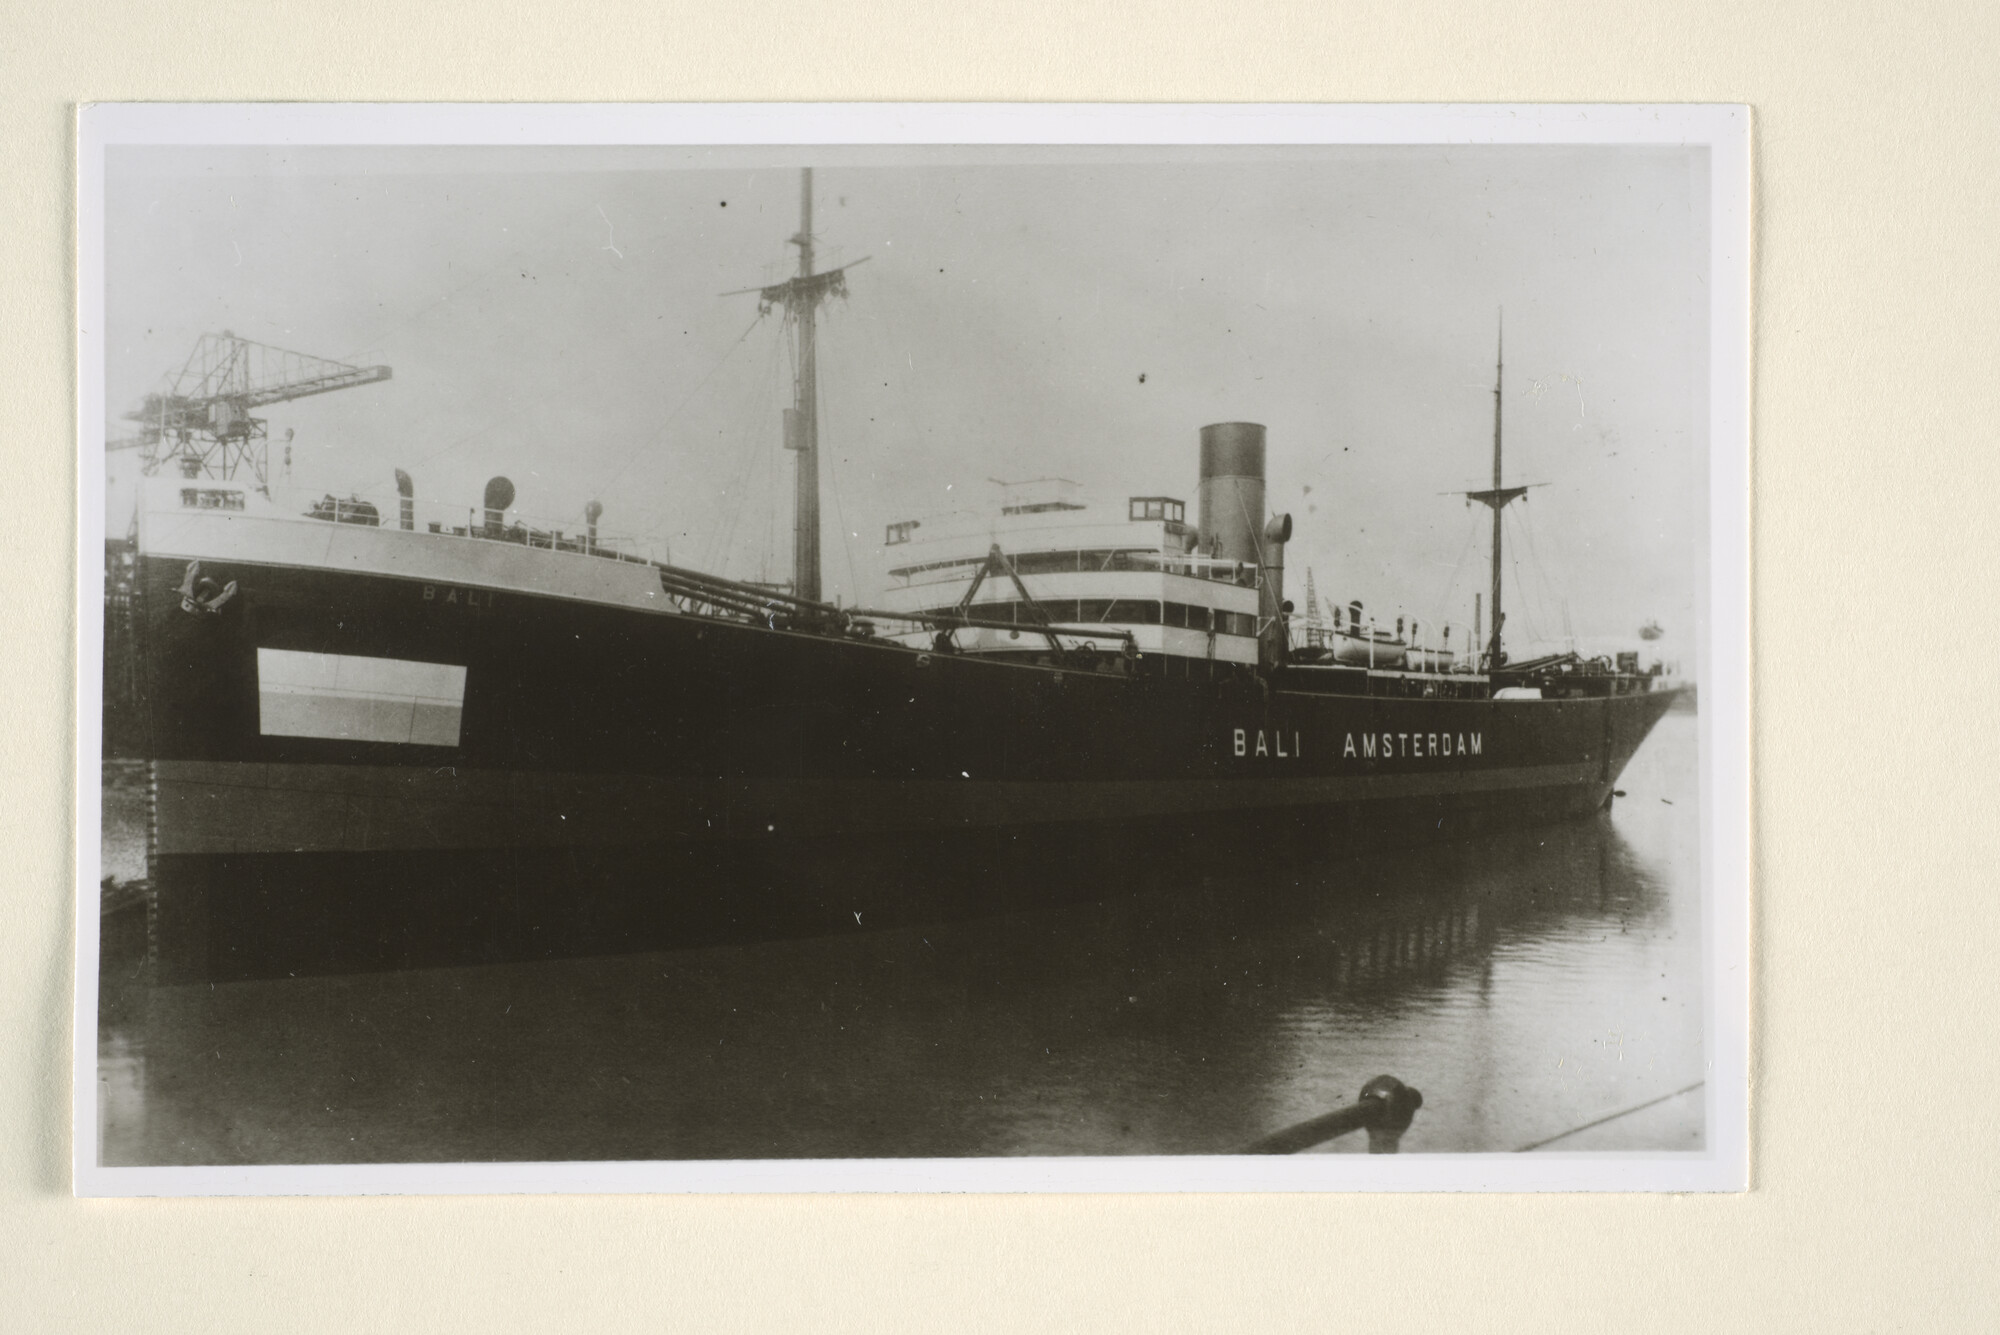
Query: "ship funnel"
1196 423 1266 566
1197 423 1293 667
483 476 515 534
585 499 603 553
394 469 414 531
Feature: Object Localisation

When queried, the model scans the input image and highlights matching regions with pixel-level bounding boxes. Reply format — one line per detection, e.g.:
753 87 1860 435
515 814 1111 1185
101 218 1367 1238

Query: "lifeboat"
1330 627 1407 668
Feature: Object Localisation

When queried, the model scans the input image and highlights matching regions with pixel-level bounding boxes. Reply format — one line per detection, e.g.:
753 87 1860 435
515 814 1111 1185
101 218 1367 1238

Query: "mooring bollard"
1240 1075 1424 1155
1357 1075 1423 1153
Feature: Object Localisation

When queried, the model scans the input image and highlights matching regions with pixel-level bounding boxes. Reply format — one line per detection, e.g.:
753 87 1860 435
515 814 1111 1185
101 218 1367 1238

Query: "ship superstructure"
876 474 1263 676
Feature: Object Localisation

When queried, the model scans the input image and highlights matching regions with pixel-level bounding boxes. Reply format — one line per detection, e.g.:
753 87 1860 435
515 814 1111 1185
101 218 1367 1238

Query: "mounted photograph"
76 105 1748 1193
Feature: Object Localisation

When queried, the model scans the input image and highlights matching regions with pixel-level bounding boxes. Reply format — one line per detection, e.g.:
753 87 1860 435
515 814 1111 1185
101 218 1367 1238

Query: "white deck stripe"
140 506 668 611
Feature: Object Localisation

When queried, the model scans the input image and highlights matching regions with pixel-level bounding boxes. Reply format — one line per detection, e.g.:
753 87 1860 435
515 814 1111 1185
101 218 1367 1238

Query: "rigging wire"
740 314 793 578
1504 507 1546 648
1424 509 1484 650
762 422 777 587
777 302 801 586
592 310 768 501
1515 496 1552 612
745 311 789 582
1511 502 1565 653
815 308 863 603
1534 489 1585 647
756 324 788 584
288 207 692 515
1500 506 1534 642
334 201 620 368
1517 369 1597 648
701 316 787 575
329 313 772 552
691 353 763 568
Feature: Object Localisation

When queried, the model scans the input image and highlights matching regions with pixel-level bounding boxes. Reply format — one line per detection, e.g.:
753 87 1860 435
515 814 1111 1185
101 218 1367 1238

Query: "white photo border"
74 102 1750 1196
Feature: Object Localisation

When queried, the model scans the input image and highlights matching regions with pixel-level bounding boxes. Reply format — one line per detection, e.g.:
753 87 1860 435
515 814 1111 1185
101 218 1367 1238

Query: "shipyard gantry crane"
108 332 391 491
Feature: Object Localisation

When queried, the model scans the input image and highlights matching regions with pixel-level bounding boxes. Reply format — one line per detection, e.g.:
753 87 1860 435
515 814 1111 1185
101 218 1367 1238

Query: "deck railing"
265 487 670 566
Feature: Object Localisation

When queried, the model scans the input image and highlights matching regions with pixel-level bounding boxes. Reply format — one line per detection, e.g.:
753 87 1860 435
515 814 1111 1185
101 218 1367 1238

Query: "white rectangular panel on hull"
256 648 467 746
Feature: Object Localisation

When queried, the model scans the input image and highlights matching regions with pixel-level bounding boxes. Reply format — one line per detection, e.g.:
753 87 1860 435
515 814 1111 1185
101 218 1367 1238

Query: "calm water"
97 710 1704 1163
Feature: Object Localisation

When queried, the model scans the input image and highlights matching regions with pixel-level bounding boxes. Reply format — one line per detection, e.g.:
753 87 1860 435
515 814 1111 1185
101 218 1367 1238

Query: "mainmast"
727 168 866 604
1463 313 1528 669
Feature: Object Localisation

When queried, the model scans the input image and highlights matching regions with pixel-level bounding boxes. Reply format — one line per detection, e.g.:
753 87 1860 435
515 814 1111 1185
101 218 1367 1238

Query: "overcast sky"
104 143 1708 656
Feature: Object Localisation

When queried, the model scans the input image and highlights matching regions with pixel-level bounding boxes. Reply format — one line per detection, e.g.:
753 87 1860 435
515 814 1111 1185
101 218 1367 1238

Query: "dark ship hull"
120 538 1677 982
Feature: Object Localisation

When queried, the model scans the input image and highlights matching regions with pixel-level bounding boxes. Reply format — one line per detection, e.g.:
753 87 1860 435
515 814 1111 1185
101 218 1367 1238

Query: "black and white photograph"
76 105 1748 1193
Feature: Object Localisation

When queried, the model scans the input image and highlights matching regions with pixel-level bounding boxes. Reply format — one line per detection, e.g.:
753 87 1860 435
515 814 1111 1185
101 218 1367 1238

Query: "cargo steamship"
104 170 1680 982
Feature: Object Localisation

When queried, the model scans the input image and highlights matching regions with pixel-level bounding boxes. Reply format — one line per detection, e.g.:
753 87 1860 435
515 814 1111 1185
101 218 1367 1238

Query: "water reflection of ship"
95 794 1684 1163
1129 812 1667 1005
1334 823 1658 990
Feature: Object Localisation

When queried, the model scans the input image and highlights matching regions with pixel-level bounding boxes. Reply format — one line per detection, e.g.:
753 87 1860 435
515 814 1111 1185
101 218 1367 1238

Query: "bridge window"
1164 606 1254 636
1128 496 1186 523
1074 599 1162 625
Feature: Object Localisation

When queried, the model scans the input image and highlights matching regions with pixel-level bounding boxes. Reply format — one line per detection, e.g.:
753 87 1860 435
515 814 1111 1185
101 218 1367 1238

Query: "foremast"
732 168 866 604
